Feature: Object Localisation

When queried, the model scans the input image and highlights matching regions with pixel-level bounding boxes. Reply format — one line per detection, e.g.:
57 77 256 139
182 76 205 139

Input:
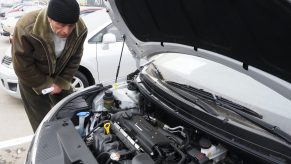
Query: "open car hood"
105 0 291 100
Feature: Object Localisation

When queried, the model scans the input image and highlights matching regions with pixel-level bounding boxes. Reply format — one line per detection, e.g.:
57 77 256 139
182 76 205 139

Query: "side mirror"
102 33 116 44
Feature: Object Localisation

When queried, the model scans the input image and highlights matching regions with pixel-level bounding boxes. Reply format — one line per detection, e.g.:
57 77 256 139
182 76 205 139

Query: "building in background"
78 0 103 6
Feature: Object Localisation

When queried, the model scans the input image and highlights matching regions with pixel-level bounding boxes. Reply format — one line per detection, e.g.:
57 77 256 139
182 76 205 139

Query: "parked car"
0 14 22 37
0 9 140 99
0 3 46 39
0 3 23 17
25 0 291 164
80 6 102 17
0 7 9 17
0 5 101 39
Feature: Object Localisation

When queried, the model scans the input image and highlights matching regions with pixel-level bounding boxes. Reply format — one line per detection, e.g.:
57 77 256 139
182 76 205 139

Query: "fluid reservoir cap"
199 137 212 149
77 112 90 117
103 90 114 100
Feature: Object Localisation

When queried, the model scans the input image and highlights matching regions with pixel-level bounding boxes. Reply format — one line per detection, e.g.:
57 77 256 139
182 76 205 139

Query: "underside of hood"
111 0 291 85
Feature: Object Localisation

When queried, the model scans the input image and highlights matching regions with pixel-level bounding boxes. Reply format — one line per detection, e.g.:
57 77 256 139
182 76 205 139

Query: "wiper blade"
164 82 219 116
167 81 262 119
220 103 291 144
217 96 263 119
151 63 164 80
165 81 291 143
166 81 215 101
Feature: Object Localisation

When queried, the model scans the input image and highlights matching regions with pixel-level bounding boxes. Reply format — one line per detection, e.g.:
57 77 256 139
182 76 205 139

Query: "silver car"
25 0 291 164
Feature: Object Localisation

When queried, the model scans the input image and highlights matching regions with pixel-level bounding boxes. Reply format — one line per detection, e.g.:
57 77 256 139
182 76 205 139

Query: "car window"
88 23 122 44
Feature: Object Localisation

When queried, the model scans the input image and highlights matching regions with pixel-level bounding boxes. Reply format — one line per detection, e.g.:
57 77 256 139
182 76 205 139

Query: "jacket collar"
32 9 52 42
31 8 55 59
32 8 85 39
31 8 85 55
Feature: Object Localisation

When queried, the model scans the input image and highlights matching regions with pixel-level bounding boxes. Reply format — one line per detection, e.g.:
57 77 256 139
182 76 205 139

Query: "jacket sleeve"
53 30 88 90
12 24 53 94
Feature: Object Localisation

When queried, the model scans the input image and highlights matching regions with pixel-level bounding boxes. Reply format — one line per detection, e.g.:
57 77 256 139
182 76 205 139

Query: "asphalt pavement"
0 35 33 164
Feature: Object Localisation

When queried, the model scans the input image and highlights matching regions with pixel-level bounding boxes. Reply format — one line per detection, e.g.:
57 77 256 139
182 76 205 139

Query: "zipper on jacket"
57 30 87 73
30 34 52 75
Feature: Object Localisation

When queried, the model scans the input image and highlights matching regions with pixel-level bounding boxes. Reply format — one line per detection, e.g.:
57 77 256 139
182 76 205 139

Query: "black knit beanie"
47 0 80 24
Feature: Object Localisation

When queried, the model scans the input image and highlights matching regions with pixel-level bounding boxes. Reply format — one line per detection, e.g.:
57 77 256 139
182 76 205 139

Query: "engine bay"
68 84 244 164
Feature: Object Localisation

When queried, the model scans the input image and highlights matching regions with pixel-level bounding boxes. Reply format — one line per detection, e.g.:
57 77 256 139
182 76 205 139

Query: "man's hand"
50 83 62 95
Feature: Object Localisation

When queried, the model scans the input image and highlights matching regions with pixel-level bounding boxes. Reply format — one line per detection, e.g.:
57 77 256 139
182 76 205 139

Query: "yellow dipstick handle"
104 122 111 135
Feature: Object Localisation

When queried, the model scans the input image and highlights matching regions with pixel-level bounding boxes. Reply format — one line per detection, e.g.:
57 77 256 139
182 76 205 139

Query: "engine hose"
154 146 163 164
170 143 186 164
154 146 163 157
120 150 136 159
105 158 112 164
83 120 109 140
96 152 110 163
179 132 190 150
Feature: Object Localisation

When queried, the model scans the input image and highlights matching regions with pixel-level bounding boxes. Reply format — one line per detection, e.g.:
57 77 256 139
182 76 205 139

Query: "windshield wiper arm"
151 63 164 80
219 103 291 144
217 97 263 119
164 81 291 143
166 81 215 101
164 82 219 116
166 81 262 119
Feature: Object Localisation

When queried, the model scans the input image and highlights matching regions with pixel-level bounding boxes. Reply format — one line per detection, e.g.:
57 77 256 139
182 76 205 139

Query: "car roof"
81 8 111 33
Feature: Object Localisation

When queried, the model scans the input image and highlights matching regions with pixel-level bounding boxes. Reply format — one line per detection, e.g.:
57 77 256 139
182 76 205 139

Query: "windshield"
145 53 291 135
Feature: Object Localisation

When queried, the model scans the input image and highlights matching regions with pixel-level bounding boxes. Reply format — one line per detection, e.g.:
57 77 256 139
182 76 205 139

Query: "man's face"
48 17 76 38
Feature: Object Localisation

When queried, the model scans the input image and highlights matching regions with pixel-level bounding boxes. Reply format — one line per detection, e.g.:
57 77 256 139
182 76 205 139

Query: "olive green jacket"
12 8 87 94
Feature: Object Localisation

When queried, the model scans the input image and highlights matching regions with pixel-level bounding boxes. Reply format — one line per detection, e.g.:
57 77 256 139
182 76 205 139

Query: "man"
12 0 87 132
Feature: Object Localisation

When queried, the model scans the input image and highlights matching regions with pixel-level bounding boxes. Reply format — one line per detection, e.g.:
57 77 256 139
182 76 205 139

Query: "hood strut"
115 35 126 83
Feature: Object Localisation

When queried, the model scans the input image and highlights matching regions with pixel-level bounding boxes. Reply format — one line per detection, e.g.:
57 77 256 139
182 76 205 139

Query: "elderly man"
12 0 87 132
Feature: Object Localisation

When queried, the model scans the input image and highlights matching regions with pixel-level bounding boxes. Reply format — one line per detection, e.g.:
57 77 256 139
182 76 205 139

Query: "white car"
0 9 140 99
25 0 291 163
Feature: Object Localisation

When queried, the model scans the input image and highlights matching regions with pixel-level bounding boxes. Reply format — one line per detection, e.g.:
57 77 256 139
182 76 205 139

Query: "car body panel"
0 44 20 98
104 0 291 101
0 58 20 98
24 1 291 163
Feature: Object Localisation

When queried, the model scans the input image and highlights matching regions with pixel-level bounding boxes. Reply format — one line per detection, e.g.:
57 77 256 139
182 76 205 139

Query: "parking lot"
0 34 32 164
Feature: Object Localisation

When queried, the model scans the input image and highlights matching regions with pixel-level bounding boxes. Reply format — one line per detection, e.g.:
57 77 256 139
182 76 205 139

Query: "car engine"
71 84 242 164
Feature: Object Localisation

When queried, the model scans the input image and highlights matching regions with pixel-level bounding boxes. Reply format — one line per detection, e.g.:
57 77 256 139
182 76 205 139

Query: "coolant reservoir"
201 145 217 158
199 137 227 162
199 137 216 157
93 92 106 112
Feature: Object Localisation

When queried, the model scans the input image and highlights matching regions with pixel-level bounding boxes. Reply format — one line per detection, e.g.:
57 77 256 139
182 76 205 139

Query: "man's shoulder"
74 17 88 37
16 9 44 29
77 17 88 31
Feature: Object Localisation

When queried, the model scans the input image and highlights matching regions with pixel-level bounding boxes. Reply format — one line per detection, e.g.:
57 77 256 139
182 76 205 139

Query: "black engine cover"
116 112 170 153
